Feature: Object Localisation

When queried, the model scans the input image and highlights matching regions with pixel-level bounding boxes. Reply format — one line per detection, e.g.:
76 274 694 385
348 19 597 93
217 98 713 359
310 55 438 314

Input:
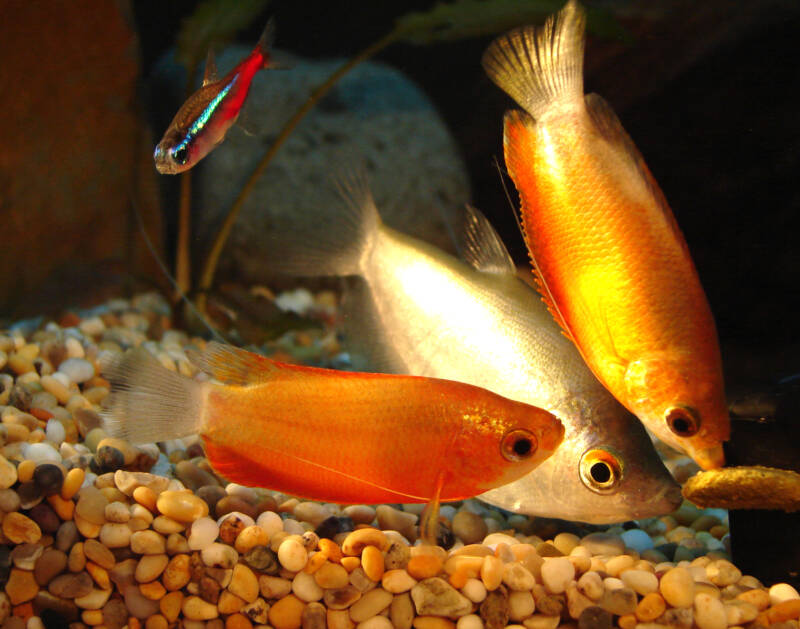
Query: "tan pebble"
152 515 185 535
361 545 385 582
565 582 593 620
315 562 350 589
229 563 260 603
74 512 102 538
17 460 36 484
85 562 111 590
99 487 127 504
144 613 168 629
407 555 443 580
156 490 209 523
328 608 356 629
553 533 581 556
75 488 108 525
99 522 132 548
617 613 637 629
503 563 535 591
660 567 695 608
226 612 253 629
183 594 219 620
604 555 635 577
349 588 393 623
68 542 87 573
268 594 305 629
382 569 418 594
341 528 388 556
319 538 343 563
162 554 191 591
522 614 560 629
259 575 293 599
636 592 666 622
83 539 115 570
135 554 169 583
130 503 154 524
278 537 308 572
620 569 659 595
737 587 770 610
413 617 455 629
391 592 415 629
235 525 269 554
5 568 39 605
724 599 758 624
104 501 131 524
480 555 503 591
159 590 184 622
694 591 727 629
2 512 42 544
342 556 362 573
140 580 167 600
384 541 411 571
130 530 166 555
218 590 245 615
304 551 328 575
74 587 112 609
445 556 483 578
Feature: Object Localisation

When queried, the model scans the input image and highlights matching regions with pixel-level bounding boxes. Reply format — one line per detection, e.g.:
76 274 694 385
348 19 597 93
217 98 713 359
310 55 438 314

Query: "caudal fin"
102 348 205 444
263 167 380 277
482 0 585 119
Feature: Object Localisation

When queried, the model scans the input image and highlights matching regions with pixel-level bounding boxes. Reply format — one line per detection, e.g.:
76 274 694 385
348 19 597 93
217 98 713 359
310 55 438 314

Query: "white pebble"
188 517 220 551
23 442 61 464
461 578 487 603
274 288 314 314
577 571 604 601
456 615 484 629
283 518 305 535
293 502 332 527
278 537 308 572
621 528 654 553
45 420 66 445
225 483 258 503
201 542 239 569
508 590 535 621
52 372 71 387
769 583 800 605
694 592 727 629
620 569 658 595
292 571 324 602
483 533 519 547
58 357 95 384
357 617 393 629
257 510 284 538
541 557 574 594
603 577 625 591
64 337 85 358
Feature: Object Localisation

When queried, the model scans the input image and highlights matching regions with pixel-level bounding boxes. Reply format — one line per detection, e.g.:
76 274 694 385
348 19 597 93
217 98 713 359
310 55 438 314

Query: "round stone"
156 490 209 523
694 592 727 629
278 537 308 572
2 512 42 544
541 557 574 594
620 569 658 595
188 517 219 551
292 571 324 602
452 510 489 545
58 358 95 384
621 529 654 553
660 567 695 608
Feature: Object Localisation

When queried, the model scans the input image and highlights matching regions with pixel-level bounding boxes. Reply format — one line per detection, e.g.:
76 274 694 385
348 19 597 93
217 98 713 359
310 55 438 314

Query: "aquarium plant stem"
196 30 401 314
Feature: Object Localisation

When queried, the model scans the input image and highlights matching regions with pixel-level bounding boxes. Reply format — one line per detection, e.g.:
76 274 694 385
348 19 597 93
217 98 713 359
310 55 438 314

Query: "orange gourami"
482 0 729 469
103 342 564 505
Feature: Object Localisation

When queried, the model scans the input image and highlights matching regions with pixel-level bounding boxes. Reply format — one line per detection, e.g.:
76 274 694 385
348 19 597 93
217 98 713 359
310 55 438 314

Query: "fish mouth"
153 145 178 175
690 444 726 470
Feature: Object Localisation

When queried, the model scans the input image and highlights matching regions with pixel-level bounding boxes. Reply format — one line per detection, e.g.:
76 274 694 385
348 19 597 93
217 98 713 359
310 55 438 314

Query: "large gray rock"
187 48 471 284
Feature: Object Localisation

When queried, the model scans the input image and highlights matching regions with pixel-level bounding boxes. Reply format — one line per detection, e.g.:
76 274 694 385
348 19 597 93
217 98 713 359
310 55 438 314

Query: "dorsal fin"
502 108 574 343
460 205 516 275
189 341 277 385
202 49 218 86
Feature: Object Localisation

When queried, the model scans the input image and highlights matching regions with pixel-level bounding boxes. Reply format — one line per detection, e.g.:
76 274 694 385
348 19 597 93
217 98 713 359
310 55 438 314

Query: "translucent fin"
340 277 410 374
257 18 275 66
418 473 444 545
189 341 278 385
502 109 574 343
482 0 585 119
262 167 379 277
460 205 516 275
202 49 218 86
102 348 204 444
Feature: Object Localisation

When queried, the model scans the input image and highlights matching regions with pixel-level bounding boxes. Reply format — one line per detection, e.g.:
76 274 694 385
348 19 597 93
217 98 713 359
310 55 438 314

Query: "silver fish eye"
579 447 623 494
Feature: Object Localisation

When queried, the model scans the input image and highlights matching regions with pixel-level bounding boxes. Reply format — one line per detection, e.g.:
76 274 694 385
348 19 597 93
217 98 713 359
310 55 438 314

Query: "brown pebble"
199 576 222 604
302 601 326 629
2 512 42 544
140 579 167 600
480 587 510 629
48 571 94 599
162 554 191 591
323 585 362 610
578 606 612 629
5 568 40 605
83 539 115 570
219 513 249 544
34 548 68 586
737 588 771 611
159 590 184 623
216 496 257 520
384 542 410 571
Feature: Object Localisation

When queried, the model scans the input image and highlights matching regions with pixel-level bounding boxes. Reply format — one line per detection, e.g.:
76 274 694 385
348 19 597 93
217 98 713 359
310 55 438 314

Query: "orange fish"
103 342 563 539
482 0 729 469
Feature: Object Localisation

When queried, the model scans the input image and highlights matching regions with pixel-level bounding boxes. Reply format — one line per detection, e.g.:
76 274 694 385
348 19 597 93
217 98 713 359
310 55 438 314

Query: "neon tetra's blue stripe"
175 75 240 155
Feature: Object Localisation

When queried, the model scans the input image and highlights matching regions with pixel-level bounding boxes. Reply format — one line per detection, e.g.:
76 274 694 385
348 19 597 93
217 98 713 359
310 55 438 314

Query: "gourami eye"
172 146 189 165
665 406 700 437
580 448 622 493
501 428 537 461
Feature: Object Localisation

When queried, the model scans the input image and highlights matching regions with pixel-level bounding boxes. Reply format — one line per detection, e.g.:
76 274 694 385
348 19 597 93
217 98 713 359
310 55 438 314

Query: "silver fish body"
267 179 682 522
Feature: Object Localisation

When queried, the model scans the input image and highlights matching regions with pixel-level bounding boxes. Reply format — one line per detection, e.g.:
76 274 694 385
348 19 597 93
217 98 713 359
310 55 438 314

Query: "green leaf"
393 0 630 45
176 0 270 68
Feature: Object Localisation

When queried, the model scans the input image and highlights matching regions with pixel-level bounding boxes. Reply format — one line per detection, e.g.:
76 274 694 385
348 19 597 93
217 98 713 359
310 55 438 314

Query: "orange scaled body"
104 343 563 505
483 0 729 468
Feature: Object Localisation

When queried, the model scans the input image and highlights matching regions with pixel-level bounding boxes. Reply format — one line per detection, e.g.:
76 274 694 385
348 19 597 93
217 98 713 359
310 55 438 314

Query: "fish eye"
501 428 537 462
580 448 622 494
665 406 700 437
172 146 189 165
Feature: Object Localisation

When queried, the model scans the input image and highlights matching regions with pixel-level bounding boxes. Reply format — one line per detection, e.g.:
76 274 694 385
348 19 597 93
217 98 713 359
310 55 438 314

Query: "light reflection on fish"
481 0 729 470
153 21 275 174
102 342 563 540
263 174 682 523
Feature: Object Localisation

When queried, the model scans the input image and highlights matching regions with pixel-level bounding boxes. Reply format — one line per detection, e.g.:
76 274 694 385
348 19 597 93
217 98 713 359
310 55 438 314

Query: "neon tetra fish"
154 21 276 174
102 342 564 540
482 0 729 469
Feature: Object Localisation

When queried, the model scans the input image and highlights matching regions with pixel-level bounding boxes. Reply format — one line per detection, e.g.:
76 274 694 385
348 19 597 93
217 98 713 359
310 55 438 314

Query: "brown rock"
48 571 94 599
34 548 68 586
5 568 39 605
83 539 116 570
480 587 510 629
2 512 42 544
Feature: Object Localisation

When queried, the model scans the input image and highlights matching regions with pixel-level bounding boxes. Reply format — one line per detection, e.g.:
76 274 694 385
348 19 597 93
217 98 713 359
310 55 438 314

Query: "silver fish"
265 175 682 523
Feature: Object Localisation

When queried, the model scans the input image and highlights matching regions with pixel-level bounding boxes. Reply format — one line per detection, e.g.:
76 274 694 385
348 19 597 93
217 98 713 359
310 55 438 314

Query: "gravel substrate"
1 292 798 629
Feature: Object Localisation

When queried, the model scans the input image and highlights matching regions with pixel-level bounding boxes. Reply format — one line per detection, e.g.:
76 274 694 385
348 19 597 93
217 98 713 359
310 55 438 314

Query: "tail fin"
482 0 585 119
257 18 276 67
263 167 380 277
102 348 205 444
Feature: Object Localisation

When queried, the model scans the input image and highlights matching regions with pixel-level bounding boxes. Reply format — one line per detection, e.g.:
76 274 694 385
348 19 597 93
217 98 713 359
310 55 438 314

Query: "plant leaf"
176 0 270 68
393 0 630 45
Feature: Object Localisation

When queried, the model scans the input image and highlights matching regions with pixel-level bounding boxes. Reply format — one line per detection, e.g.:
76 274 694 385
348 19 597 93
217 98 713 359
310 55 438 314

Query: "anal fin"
418 472 444 546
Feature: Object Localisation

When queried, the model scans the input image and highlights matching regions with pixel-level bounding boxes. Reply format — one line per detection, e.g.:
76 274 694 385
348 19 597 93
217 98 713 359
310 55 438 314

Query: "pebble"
540 558 574 594
580 534 625 556
452 511 489 545
411 578 472 617
2 512 42 544
293 570 324 602
620 569 658 595
659 567 695 608
156 490 209 523
350 588 393 622
268 594 305 629
480 589 509 629
578 606 612 629
278 537 308 572
693 592 727 629
188 517 220 550
58 357 95 383
771 583 800 605
636 592 667 622
201 542 239 569
0 455 19 488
